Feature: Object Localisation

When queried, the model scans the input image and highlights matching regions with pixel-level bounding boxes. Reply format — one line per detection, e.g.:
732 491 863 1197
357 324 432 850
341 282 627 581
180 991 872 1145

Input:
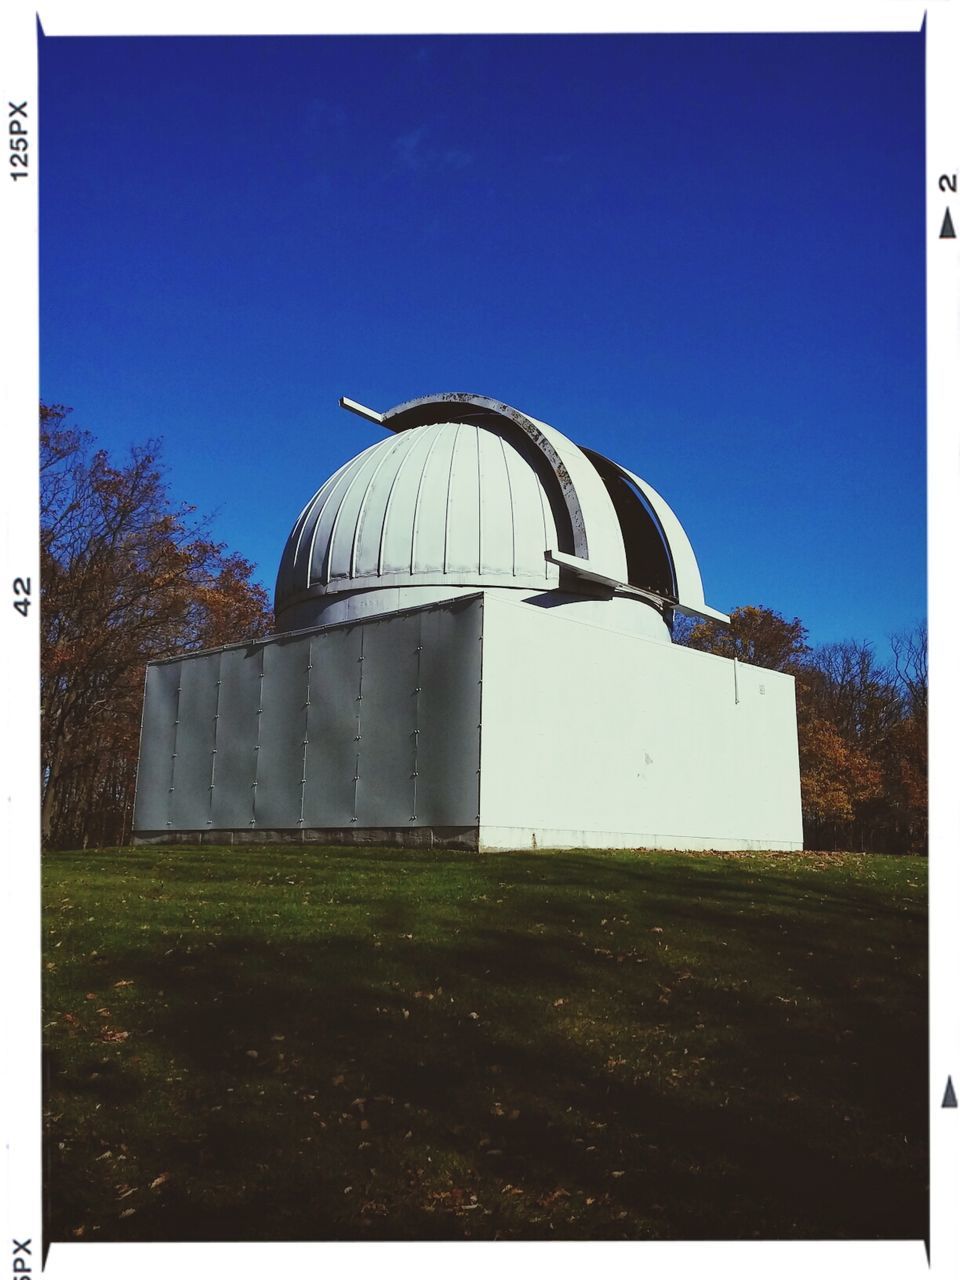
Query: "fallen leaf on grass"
149 1173 170 1190
119 1209 136 1219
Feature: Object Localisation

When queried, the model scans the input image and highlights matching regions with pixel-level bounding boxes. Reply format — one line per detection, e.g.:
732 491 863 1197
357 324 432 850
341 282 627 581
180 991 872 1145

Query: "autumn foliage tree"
676 605 927 853
40 404 272 848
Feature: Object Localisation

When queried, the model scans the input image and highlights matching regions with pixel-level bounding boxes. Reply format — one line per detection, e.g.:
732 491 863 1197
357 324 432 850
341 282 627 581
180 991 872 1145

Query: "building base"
132 825 479 850
132 824 802 853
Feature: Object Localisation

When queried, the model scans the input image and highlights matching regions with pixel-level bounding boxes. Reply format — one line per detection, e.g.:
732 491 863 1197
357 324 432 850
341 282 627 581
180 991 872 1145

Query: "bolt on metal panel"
352 609 422 826
133 659 182 830
301 622 365 827
168 651 221 830
415 596 484 826
209 643 263 829
255 635 314 828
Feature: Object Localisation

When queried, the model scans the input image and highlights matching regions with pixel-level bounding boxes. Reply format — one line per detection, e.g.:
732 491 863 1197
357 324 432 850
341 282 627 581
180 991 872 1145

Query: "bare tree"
40 405 272 847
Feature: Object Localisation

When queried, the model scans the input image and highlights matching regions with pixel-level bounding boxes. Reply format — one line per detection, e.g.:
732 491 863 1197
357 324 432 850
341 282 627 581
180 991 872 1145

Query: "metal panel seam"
167 668 183 829
411 612 423 821
377 422 430 575
352 624 365 822
251 645 265 826
409 424 447 575
207 651 223 828
313 449 373 584
350 431 409 578
496 433 517 578
442 421 464 574
476 593 485 827
298 636 312 827
298 447 376 589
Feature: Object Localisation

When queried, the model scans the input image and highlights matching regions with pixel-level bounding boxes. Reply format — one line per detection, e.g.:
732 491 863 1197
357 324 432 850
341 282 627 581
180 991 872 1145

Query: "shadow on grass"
43 848 927 1242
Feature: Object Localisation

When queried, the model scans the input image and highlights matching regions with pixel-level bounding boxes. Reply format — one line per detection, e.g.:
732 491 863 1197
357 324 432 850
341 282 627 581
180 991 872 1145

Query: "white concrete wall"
477 593 803 851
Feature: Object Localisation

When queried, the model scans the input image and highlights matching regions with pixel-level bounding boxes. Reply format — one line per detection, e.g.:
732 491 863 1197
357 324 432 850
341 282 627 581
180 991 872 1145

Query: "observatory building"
133 393 803 851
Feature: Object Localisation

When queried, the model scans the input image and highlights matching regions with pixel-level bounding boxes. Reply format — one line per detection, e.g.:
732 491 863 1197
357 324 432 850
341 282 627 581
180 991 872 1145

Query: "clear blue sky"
39 31 925 659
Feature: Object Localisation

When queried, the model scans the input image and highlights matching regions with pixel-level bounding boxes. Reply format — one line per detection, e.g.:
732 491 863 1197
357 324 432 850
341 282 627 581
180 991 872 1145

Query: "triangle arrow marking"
940 208 956 239
943 1075 957 1107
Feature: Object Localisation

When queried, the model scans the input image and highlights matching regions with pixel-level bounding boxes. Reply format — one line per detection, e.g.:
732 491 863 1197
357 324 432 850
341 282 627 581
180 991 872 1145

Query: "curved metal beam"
380 393 592 561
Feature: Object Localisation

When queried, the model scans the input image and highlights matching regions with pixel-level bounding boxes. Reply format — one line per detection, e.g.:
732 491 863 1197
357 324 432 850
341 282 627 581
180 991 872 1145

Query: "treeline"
675 606 927 854
40 405 273 849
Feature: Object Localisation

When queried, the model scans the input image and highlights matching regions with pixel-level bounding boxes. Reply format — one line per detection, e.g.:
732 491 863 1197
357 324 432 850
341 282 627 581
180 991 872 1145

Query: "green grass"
43 845 927 1242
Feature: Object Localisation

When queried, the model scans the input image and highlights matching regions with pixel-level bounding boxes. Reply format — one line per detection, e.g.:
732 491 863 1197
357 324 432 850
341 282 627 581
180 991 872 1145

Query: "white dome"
275 393 724 635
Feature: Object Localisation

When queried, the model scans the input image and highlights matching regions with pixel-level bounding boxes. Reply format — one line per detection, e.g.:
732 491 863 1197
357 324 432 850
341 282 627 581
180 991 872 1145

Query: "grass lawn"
42 845 927 1242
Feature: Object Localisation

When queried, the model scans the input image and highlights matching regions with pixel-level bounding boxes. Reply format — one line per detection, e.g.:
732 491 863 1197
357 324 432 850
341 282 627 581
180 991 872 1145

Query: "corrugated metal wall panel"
416 597 483 825
135 596 485 835
255 637 312 828
302 623 364 826
210 644 262 829
354 611 421 826
169 651 221 829
133 659 181 830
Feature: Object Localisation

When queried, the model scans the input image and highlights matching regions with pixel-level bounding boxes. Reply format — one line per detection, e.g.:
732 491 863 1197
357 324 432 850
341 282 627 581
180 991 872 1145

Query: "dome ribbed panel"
444 423 482 573
319 444 387 582
275 418 574 619
410 425 459 575
378 424 443 574
275 446 377 603
477 429 516 575
349 431 412 577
